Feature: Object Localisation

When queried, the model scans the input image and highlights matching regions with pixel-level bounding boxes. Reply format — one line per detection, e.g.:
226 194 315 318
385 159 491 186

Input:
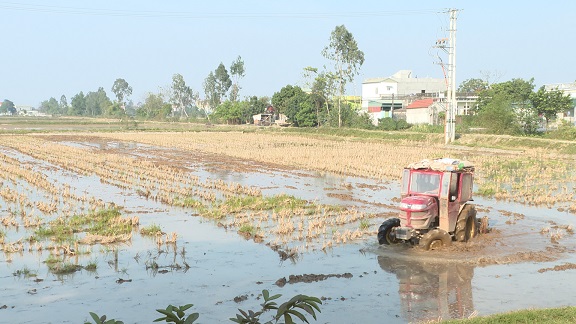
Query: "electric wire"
0 2 442 19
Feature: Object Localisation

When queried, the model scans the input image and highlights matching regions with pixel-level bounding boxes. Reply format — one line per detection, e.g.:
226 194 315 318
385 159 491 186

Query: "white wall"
406 108 431 124
361 80 398 111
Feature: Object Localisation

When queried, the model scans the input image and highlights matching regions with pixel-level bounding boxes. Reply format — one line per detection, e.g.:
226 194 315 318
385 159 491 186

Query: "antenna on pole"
434 8 459 144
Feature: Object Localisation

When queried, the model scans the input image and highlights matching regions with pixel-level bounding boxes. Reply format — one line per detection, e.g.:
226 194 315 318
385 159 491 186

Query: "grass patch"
238 224 257 236
443 306 576 323
44 256 82 274
210 194 312 217
45 254 60 265
35 224 75 243
13 266 37 278
173 197 204 208
277 126 436 142
140 223 162 236
263 194 310 211
359 219 370 230
48 262 82 275
476 185 497 197
34 208 135 244
84 260 98 271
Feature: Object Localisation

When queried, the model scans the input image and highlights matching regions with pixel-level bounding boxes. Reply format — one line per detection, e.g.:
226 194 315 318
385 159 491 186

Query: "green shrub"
377 117 396 130
86 290 322 324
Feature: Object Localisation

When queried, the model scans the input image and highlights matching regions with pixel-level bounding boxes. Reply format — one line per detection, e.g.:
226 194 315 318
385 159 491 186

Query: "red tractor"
378 158 478 250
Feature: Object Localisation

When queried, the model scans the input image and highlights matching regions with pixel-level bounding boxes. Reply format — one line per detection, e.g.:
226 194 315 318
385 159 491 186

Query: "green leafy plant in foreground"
230 289 322 324
86 290 321 324
154 304 199 324
87 312 124 324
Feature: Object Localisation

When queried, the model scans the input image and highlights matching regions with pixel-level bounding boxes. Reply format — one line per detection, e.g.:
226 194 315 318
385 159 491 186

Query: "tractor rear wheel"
419 229 451 250
455 205 478 242
377 218 400 245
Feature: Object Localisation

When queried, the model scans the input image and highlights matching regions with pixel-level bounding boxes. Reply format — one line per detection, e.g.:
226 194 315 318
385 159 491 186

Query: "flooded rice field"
1 134 576 323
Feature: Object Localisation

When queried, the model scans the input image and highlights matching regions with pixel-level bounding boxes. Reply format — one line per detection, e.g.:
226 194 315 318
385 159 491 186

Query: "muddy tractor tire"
419 229 452 250
377 218 400 245
455 205 479 242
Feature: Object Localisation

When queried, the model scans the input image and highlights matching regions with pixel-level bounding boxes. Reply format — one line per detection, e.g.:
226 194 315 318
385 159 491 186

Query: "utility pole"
435 9 459 144
447 8 458 144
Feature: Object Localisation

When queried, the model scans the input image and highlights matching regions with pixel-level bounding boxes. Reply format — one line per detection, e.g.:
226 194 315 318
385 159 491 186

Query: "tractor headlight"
400 202 428 210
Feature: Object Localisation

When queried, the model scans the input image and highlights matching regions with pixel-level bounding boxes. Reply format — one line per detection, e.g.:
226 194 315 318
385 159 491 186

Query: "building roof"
363 77 396 84
406 98 434 109
362 70 443 85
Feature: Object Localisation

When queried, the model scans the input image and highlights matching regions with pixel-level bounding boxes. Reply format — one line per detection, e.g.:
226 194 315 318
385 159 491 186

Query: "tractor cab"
378 158 477 250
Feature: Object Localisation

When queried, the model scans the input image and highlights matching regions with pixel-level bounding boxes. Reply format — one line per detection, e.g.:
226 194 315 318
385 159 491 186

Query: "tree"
215 63 232 102
85 87 112 116
303 67 336 127
0 99 16 115
271 85 313 127
111 78 133 107
474 79 532 134
476 93 520 134
39 97 60 115
214 100 245 124
59 95 68 113
475 78 535 116
294 99 316 127
491 78 535 110
203 64 231 120
202 72 217 121
70 92 86 116
170 74 197 118
136 92 168 119
244 96 269 124
458 78 488 94
531 86 573 127
229 56 245 102
322 25 364 127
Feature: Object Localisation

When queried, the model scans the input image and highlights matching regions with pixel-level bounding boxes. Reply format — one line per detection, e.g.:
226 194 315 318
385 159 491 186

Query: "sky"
1 0 575 107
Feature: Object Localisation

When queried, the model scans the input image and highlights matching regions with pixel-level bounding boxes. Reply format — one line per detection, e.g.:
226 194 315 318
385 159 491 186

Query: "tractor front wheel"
419 229 452 250
377 218 400 245
455 205 478 242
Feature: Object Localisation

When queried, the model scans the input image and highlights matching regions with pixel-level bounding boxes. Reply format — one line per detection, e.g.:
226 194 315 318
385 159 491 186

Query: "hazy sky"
2 1 575 107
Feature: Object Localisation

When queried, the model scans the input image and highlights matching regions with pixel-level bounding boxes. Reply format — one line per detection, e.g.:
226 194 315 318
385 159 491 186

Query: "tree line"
458 77 574 135
3 24 574 137
22 25 366 128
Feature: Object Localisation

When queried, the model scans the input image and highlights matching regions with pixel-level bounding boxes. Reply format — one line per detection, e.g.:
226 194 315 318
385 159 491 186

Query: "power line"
0 2 440 19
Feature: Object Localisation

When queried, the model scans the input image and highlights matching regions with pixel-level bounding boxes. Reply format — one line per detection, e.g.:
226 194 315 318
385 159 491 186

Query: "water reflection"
378 256 475 322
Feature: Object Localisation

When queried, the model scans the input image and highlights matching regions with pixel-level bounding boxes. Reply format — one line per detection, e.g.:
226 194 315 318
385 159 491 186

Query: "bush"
544 120 576 140
377 117 396 131
395 119 411 130
410 124 444 133
85 290 322 324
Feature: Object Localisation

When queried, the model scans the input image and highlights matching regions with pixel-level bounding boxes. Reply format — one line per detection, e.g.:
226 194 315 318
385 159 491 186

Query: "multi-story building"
362 70 445 124
545 82 576 123
362 70 478 125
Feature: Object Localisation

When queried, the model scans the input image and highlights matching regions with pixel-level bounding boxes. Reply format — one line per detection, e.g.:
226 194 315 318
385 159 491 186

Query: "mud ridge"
275 273 353 287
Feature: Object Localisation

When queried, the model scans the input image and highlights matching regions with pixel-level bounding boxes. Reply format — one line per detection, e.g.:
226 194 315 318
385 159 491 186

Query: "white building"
362 70 446 125
544 83 576 122
404 98 444 125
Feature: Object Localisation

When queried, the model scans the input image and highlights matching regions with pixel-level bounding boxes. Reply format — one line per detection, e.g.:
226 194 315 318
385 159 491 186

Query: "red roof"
406 98 434 109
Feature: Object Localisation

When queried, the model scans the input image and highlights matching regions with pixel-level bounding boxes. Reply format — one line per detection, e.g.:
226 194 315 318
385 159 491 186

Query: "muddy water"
1 141 576 323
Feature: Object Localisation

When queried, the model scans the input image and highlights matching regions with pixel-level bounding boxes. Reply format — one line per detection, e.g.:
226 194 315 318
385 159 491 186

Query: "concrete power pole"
445 9 458 144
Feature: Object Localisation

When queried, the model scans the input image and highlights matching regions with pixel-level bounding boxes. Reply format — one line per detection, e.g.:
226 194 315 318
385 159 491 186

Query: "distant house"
544 82 576 124
405 98 444 125
362 70 445 125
